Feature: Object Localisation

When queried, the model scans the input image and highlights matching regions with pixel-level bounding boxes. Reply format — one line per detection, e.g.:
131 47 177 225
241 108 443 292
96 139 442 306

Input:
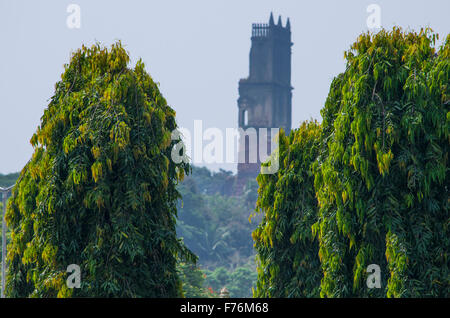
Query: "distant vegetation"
176 166 260 297
177 262 257 298
177 166 258 269
0 173 19 187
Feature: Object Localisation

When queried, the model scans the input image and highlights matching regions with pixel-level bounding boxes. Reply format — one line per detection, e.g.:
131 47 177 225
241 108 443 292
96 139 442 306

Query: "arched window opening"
244 110 248 126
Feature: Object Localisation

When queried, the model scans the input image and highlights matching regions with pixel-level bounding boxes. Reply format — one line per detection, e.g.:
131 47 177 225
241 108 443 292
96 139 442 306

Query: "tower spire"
277 15 282 27
286 18 290 30
269 12 274 26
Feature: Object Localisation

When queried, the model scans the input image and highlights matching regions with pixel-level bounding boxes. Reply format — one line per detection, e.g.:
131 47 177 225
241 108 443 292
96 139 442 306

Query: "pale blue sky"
0 0 448 174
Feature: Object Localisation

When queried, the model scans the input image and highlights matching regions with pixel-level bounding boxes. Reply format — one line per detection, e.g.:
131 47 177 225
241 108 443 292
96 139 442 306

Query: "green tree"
205 267 230 293
313 28 449 297
0 173 17 284
5 42 194 297
177 262 210 298
228 266 258 298
0 202 12 284
253 122 322 297
204 265 256 298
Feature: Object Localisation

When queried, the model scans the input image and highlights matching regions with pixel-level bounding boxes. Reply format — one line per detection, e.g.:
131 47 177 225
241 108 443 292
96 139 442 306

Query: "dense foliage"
253 122 322 297
0 173 18 284
0 202 12 285
254 28 449 298
314 28 448 297
177 262 211 298
5 42 194 297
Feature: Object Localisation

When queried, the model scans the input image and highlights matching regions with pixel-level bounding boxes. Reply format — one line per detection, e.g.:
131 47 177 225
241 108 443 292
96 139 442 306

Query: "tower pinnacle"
269 12 274 26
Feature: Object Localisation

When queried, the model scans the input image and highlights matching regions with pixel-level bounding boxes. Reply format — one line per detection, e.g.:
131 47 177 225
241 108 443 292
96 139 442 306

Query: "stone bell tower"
236 13 293 189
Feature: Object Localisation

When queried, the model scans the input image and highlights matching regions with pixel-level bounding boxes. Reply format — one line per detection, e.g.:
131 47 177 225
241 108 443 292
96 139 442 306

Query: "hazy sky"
0 0 448 174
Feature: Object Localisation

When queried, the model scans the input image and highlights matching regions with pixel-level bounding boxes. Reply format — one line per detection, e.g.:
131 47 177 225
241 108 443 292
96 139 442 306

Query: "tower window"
243 110 248 126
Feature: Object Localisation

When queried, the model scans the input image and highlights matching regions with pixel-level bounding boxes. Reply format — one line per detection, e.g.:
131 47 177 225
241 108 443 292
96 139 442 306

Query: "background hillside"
176 166 260 297
0 173 19 188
